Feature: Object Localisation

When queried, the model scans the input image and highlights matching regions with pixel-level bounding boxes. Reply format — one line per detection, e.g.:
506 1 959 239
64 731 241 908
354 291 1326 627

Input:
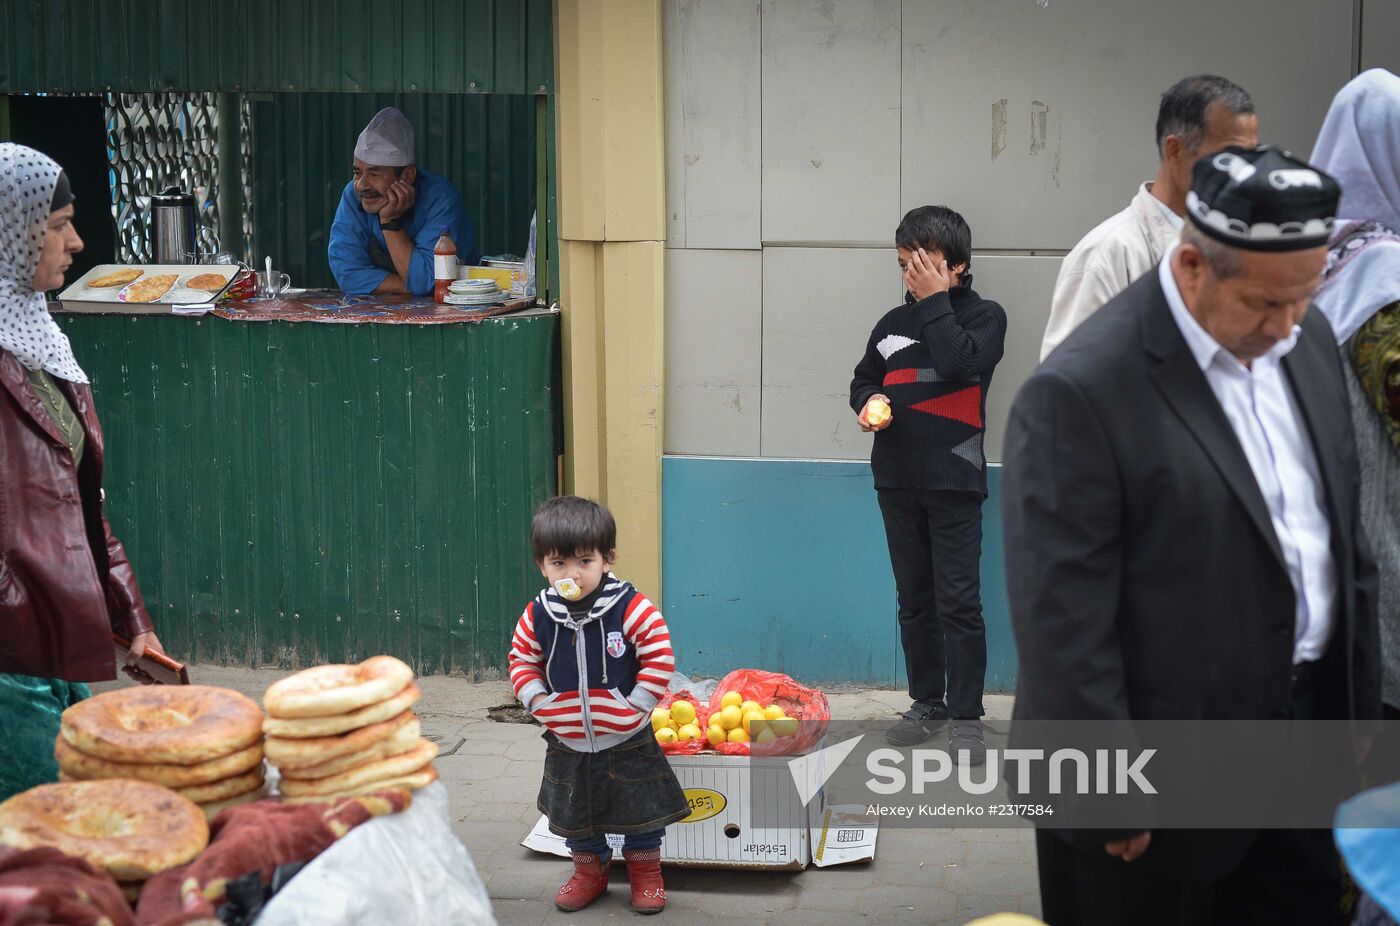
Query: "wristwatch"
380 218 404 232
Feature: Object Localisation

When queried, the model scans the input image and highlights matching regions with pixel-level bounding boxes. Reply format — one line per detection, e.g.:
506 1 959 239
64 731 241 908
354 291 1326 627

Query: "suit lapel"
0 351 69 447
1137 275 1289 570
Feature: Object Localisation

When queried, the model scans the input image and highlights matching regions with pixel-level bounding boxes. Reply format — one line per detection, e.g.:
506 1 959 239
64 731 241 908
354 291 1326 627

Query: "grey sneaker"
885 700 949 747
949 719 986 765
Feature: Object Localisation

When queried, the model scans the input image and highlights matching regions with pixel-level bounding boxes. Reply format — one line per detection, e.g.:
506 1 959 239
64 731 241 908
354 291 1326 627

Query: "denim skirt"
538 726 691 838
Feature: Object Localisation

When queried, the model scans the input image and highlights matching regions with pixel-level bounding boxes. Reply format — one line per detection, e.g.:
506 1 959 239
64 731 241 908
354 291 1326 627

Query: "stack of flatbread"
57 686 268 823
262 655 439 800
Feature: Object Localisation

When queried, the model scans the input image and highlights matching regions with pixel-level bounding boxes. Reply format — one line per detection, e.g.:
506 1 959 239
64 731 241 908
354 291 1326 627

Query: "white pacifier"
554 578 583 601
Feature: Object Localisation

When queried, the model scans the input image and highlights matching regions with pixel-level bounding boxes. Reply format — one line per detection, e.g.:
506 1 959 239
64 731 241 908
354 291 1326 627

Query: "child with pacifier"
508 496 688 914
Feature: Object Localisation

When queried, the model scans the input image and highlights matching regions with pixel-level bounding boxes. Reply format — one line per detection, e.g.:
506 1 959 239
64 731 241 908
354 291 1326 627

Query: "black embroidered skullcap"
1186 145 1340 252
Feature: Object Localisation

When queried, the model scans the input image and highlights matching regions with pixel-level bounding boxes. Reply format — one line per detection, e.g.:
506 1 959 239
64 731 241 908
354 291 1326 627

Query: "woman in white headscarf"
0 143 164 800
1311 69 1400 757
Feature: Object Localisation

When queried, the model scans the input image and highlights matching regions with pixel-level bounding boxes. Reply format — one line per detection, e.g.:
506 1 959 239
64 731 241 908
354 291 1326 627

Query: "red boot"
624 847 666 914
554 851 609 912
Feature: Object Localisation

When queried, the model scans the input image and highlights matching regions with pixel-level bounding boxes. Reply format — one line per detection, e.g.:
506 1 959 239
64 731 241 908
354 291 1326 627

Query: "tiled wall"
664 0 1360 464
660 0 1384 685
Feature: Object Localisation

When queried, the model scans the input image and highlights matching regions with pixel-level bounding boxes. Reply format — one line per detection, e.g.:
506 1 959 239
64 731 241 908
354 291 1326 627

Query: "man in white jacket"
1039 75 1258 361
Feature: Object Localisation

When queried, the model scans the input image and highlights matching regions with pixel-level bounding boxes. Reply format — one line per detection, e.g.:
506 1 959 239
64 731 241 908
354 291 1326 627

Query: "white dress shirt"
1158 253 1337 663
1041 183 1183 361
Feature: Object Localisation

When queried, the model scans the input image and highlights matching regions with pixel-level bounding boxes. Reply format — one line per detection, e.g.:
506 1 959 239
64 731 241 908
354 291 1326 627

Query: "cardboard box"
522 746 877 870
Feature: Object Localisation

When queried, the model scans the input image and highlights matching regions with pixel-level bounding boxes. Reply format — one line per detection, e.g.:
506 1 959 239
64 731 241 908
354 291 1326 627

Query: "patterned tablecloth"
211 290 537 325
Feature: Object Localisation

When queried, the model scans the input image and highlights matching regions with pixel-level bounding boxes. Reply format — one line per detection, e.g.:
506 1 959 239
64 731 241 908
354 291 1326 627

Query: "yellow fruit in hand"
763 705 786 720
656 727 678 744
742 710 767 736
720 691 743 709
670 700 696 726
650 708 673 732
706 724 727 746
677 723 702 743
755 727 778 744
740 700 762 714
769 717 799 738
866 398 891 427
718 705 743 730
727 727 750 743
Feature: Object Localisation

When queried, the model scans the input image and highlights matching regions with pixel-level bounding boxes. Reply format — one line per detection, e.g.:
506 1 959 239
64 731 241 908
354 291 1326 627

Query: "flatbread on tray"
89 269 143 288
121 274 179 303
185 273 229 292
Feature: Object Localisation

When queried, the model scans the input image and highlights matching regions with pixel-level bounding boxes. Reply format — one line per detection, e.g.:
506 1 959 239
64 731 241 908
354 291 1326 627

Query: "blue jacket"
327 167 479 296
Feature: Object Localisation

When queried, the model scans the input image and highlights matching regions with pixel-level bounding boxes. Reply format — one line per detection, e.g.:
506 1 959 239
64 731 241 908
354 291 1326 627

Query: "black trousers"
1035 827 1342 926
876 488 986 718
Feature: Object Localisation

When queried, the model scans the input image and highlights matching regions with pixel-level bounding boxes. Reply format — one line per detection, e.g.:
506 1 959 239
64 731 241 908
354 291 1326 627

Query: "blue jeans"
565 828 665 860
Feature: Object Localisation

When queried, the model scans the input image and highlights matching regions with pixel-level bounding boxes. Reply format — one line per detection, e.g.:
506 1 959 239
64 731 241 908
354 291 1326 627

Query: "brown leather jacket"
0 350 154 682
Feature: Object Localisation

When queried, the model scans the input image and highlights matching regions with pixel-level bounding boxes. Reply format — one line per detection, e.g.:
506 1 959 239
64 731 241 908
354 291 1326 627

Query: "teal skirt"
0 673 91 802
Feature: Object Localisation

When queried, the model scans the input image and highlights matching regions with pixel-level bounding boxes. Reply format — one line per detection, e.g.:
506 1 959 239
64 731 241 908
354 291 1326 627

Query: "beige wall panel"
664 0 763 249
560 239 605 497
760 247 903 460
555 0 606 241
964 254 1064 463
601 241 666 598
761 0 902 245
664 249 763 456
900 0 1354 251
1362 0 1400 74
602 0 666 241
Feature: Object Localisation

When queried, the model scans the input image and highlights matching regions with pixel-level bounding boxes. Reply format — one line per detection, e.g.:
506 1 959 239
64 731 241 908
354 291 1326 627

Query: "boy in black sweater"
849 205 1007 761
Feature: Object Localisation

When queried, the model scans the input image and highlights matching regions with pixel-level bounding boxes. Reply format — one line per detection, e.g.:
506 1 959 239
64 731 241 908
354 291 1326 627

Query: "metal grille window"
102 92 254 264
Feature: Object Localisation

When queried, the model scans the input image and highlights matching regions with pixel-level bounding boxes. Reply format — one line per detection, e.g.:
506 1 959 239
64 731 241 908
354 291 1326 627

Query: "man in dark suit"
1003 146 1381 925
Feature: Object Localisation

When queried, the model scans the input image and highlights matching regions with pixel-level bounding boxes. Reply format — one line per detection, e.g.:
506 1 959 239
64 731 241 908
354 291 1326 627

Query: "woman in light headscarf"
0 143 164 800
1311 69 1400 769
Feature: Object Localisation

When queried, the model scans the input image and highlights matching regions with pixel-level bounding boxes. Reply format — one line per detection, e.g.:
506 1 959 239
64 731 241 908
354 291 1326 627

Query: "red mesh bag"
706 669 830 757
654 690 711 755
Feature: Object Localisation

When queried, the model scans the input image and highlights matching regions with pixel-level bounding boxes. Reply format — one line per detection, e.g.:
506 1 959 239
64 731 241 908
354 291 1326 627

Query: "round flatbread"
281 765 438 803
55 737 264 788
185 273 228 292
0 780 208 881
199 784 268 822
61 685 264 765
281 718 421 780
277 740 437 797
175 767 265 805
264 709 417 771
89 268 142 288
262 683 421 738
263 656 414 719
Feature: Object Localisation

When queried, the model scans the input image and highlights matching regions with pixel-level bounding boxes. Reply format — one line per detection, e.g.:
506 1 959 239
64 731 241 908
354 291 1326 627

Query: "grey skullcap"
354 107 415 168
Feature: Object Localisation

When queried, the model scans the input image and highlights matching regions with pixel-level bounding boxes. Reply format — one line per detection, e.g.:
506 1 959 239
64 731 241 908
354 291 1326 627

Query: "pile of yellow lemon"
651 691 799 746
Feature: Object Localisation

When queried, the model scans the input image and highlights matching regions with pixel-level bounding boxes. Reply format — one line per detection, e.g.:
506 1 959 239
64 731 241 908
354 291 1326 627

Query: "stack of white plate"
444 278 506 306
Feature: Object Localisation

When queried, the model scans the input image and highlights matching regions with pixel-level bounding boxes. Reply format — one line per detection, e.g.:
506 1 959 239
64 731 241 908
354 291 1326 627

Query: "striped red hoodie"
508 574 675 752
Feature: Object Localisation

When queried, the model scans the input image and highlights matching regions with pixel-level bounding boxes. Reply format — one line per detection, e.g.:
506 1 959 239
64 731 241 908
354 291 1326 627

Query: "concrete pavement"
96 668 1040 925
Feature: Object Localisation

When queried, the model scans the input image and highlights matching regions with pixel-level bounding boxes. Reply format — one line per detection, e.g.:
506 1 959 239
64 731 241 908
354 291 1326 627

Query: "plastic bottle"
524 211 538 299
433 227 458 304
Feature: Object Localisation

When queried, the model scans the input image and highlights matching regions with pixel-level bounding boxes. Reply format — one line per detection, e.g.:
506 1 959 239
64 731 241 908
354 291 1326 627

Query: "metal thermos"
151 187 197 263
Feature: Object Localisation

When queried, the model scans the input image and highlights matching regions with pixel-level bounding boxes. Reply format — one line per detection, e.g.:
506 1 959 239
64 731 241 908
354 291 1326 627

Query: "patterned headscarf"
1311 69 1400 346
0 143 88 383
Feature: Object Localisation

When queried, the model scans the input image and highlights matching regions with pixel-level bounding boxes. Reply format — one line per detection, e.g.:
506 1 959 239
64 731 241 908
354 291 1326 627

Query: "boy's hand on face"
904 247 953 301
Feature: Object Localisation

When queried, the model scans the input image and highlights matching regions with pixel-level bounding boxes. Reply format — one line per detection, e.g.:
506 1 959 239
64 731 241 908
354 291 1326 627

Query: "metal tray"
56 264 239 314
